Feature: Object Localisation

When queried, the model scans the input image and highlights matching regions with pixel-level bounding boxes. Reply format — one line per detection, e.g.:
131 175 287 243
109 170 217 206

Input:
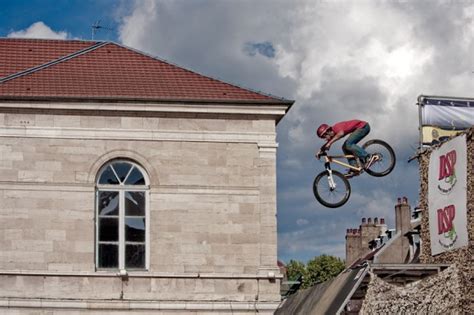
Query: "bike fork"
325 162 336 190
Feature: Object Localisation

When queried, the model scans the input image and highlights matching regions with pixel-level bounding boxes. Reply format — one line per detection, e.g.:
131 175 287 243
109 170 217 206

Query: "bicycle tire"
362 139 396 177
313 170 351 208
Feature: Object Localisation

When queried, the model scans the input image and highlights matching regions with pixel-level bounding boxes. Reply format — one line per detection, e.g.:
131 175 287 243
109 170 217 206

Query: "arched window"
95 160 149 271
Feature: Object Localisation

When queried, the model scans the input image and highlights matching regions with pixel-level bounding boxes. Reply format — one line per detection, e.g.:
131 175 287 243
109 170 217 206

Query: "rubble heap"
360 264 463 314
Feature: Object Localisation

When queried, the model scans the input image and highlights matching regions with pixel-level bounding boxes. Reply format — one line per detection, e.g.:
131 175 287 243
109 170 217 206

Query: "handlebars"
316 147 328 159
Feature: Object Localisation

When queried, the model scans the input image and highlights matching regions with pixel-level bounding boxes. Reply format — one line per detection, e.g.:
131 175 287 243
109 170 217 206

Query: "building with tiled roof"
0 38 294 314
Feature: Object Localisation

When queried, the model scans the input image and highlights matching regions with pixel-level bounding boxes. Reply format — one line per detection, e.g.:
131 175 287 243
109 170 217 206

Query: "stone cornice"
0 101 289 118
0 125 280 161
0 125 275 145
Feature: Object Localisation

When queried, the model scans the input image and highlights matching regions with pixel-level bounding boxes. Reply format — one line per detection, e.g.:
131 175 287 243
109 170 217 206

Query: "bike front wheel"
362 139 396 177
313 170 351 208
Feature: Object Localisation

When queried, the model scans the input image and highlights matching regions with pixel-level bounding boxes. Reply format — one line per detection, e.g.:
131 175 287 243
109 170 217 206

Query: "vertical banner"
428 134 468 255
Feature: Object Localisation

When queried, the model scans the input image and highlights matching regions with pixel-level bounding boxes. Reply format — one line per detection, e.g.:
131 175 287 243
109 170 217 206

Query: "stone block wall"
0 134 263 274
418 128 473 314
0 107 283 313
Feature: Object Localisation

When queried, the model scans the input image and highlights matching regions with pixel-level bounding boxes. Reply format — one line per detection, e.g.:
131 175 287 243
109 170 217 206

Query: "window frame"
95 160 150 272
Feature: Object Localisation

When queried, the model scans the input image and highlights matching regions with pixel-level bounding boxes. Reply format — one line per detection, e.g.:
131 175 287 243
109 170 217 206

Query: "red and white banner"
428 134 468 255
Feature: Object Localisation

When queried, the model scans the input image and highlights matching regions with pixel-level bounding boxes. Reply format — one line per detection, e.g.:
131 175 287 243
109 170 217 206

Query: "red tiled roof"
0 38 96 78
0 38 291 104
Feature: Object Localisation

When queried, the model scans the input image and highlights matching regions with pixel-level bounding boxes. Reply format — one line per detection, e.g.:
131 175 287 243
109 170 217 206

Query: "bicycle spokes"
368 152 389 172
362 140 396 177
313 170 351 208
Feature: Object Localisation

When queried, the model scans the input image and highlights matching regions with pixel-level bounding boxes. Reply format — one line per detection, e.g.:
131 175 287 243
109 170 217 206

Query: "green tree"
286 259 307 282
305 255 345 288
285 255 345 290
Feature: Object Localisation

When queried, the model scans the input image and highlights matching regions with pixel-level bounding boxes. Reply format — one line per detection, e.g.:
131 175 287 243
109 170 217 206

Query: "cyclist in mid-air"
316 119 379 178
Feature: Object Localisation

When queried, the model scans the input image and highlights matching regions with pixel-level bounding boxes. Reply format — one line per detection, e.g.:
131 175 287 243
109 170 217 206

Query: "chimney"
346 228 361 238
362 218 366 224
345 226 362 267
374 217 378 224
380 218 385 224
395 196 411 234
368 217 372 224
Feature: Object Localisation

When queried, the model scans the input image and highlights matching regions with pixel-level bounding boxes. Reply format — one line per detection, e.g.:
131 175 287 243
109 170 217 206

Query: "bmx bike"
313 139 396 208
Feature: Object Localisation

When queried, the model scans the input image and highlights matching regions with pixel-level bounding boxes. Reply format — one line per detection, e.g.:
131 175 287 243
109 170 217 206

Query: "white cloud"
7 22 68 39
274 2 442 153
274 2 430 100
350 189 397 224
118 0 157 49
296 218 309 226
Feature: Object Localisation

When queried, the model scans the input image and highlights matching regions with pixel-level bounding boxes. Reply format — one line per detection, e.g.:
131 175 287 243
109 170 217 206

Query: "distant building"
0 38 294 314
345 197 421 267
345 216 387 267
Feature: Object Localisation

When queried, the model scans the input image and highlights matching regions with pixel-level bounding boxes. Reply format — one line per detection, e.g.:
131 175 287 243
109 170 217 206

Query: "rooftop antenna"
91 20 113 40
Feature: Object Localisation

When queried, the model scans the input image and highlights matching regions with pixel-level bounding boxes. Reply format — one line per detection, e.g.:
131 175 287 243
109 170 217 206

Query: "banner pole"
417 95 424 149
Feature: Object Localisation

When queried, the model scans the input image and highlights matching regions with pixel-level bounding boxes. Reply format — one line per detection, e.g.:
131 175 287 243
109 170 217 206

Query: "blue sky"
0 0 123 40
1 0 473 264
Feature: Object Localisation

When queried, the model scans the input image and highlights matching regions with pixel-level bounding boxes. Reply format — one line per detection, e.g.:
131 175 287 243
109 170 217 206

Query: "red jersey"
332 120 367 136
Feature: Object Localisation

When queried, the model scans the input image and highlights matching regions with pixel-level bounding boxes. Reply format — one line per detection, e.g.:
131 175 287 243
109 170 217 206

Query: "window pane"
125 244 145 269
112 162 132 183
124 167 145 185
125 218 145 242
125 192 145 216
98 191 119 216
99 218 119 241
98 244 118 268
98 166 119 185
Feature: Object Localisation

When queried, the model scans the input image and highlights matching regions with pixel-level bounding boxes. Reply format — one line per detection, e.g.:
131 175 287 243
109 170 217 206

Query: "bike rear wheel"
313 170 351 208
362 139 396 177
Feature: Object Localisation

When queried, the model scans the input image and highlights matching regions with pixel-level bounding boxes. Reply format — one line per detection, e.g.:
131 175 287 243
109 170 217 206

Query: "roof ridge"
110 41 292 103
0 37 98 44
0 41 107 84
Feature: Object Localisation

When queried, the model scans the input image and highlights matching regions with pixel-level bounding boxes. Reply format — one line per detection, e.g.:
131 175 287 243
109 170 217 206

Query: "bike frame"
320 153 361 190
322 154 363 172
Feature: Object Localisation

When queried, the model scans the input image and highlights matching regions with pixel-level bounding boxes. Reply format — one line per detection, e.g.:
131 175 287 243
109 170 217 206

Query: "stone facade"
0 101 289 314
417 128 474 314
